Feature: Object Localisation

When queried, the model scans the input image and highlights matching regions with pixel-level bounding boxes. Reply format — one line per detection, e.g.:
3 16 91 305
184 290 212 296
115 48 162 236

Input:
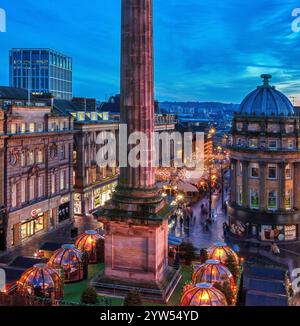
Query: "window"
11 124 17 134
11 183 17 208
20 123 26 133
250 163 259 178
236 123 243 131
268 191 277 210
288 140 295 150
268 165 277 179
60 145 65 160
28 151 35 165
29 177 35 201
285 190 292 210
250 189 259 209
268 140 278 150
249 139 258 148
51 173 56 194
20 152 25 167
60 170 65 190
237 185 243 205
286 124 294 133
38 176 44 198
29 123 35 133
37 150 43 164
21 179 26 203
236 138 242 146
285 165 292 179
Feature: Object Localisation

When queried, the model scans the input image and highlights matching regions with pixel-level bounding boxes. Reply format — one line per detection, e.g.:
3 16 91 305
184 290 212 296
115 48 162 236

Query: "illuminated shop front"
21 209 44 240
73 181 117 216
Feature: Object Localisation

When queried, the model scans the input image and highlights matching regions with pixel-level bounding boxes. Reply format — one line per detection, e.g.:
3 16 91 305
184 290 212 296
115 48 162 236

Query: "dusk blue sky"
1 0 300 103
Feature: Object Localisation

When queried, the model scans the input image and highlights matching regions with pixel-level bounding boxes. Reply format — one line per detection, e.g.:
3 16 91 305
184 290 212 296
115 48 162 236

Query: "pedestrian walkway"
169 191 229 250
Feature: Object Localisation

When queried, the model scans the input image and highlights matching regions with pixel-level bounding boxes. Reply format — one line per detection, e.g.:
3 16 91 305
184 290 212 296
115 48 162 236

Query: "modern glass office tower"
9 48 72 99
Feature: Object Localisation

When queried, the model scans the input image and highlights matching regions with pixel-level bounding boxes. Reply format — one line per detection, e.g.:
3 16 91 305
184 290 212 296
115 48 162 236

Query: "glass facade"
9 48 72 99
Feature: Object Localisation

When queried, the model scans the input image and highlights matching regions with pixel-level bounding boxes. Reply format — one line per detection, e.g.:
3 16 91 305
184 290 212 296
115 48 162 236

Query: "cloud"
0 0 300 102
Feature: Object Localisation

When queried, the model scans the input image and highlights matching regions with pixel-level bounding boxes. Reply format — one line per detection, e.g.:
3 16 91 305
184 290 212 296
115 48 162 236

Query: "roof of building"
239 75 295 117
0 86 29 100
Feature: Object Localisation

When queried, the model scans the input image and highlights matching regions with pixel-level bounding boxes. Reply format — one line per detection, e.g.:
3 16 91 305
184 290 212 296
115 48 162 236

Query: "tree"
124 289 142 306
81 286 98 305
214 282 235 306
81 251 90 279
199 248 208 264
179 241 196 265
225 254 239 280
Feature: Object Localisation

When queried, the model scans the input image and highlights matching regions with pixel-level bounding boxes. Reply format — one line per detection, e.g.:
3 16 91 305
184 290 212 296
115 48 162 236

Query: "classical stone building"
228 75 300 242
0 87 74 250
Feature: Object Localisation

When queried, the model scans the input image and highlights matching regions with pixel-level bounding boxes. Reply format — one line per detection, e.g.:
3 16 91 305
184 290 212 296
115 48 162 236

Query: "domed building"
228 74 300 242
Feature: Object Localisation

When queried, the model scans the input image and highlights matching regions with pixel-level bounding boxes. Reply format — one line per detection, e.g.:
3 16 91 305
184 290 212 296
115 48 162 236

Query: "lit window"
28 151 35 165
37 150 43 164
249 139 258 148
60 170 65 190
29 123 35 133
29 177 35 201
268 140 278 150
20 123 26 133
11 124 17 134
250 189 259 209
285 165 292 179
237 185 242 205
20 152 26 167
268 191 277 210
250 163 259 178
285 190 292 210
268 165 277 179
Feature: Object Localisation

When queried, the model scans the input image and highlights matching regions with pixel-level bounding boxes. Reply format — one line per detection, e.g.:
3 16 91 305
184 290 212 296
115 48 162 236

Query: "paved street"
169 191 228 250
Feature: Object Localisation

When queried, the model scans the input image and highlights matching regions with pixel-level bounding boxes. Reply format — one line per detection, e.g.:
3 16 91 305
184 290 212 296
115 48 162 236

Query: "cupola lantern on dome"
239 75 295 117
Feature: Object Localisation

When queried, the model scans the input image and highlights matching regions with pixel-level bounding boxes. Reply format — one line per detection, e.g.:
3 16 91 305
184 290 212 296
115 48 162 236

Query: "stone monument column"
95 0 179 303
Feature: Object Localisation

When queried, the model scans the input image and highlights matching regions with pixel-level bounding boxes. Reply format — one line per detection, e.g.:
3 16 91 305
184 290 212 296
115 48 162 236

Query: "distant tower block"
94 0 180 302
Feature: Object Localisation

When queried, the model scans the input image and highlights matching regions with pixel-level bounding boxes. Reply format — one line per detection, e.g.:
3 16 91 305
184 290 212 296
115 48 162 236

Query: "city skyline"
1 0 300 103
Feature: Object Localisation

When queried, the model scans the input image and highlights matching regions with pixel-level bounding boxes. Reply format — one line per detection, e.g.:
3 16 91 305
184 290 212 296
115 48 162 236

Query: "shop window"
268 191 277 211
285 225 297 241
250 163 259 178
250 189 259 209
268 165 277 179
261 225 284 241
